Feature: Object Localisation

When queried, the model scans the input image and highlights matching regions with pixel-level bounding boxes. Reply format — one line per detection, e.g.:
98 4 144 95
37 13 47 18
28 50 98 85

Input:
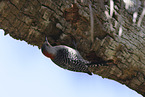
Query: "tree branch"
0 0 145 96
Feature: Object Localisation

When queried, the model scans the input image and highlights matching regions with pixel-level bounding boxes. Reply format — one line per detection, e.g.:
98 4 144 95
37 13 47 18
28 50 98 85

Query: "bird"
41 37 110 75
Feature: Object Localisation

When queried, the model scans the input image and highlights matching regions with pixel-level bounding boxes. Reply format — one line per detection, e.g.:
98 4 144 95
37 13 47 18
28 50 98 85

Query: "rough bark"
0 0 145 96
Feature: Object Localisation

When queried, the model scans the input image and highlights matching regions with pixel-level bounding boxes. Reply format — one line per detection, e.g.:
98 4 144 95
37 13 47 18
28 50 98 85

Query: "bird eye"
46 44 49 46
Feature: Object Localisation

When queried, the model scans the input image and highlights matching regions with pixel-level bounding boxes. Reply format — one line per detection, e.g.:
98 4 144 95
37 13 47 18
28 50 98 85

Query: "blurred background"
0 29 142 97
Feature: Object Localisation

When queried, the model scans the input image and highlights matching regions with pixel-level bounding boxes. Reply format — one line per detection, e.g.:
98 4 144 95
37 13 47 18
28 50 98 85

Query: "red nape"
42 50 54 59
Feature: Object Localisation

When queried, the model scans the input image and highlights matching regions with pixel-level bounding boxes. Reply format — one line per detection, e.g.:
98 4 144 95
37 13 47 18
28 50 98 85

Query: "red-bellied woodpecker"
41 37 110 75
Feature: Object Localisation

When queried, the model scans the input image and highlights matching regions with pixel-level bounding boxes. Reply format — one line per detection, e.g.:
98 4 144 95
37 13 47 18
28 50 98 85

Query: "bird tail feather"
86 60 115 67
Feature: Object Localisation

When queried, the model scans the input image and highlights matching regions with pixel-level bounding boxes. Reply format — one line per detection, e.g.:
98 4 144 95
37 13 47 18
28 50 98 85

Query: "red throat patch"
42 50 54 59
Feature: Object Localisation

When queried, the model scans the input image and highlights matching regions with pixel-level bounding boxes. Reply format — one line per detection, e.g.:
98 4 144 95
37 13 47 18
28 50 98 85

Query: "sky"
0 29 143 97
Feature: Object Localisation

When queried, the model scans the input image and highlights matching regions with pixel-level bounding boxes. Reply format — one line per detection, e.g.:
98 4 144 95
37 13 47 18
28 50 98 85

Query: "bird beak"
44 37 51 46
45 37 49 44
45 37 48 42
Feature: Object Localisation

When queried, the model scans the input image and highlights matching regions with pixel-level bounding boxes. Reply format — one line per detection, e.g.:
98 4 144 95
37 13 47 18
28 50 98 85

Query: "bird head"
41 37 56 59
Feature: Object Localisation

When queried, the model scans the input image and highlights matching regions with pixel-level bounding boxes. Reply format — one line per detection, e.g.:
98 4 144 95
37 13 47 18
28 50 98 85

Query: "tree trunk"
0 0 145 96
